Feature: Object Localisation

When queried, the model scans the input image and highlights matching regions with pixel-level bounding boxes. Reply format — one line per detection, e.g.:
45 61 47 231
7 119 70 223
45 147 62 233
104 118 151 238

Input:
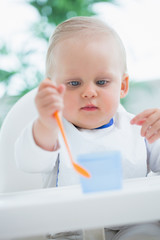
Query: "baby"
15 16 160 239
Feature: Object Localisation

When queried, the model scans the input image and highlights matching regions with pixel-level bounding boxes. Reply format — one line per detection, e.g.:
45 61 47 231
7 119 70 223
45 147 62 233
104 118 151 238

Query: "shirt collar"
94 118 114 129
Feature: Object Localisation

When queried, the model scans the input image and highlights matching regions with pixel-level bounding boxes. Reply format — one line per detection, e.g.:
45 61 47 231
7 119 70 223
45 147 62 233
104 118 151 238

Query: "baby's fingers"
130 109 157 125
57 84 65 95
38 94 63 109
38 79 65 95
145 119 160 141
147 130 160 144
42 101 64 116
131 108 160 143
140 110 160 137
38 78 57 92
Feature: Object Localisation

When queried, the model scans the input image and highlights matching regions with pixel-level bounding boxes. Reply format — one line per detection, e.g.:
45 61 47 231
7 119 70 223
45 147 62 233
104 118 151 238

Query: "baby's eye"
67 81 81 87
96 80 109 86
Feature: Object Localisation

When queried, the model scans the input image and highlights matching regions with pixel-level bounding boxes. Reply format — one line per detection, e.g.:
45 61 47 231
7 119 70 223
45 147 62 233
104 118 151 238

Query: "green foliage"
29 0 112 25
30 0 114 41
0 70 17 84
0 44 9 55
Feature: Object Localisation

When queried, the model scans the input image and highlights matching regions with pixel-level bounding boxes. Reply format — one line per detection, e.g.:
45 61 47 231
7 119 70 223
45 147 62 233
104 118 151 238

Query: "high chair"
0 88 160 240
0 88 43 193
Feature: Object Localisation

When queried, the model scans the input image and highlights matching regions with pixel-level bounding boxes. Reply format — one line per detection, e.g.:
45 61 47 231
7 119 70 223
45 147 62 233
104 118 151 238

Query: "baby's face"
52 35 128 129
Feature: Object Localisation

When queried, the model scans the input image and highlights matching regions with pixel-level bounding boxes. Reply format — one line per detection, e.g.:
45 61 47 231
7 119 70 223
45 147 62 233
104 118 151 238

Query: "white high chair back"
0 88 43 193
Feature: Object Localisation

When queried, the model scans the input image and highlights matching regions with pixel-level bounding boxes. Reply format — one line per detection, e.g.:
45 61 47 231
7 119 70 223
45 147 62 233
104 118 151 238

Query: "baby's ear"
120 73 129 98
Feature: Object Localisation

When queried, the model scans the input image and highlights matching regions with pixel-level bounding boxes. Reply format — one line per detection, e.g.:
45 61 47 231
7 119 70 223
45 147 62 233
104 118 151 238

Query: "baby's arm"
130 108 160 144
33 79 65 151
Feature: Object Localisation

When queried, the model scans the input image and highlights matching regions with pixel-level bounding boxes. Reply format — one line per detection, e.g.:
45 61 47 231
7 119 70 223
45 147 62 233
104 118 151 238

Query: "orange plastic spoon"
54 111 91 178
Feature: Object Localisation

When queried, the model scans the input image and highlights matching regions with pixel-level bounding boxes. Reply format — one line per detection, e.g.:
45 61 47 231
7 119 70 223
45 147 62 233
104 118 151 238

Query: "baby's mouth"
80 104 98 111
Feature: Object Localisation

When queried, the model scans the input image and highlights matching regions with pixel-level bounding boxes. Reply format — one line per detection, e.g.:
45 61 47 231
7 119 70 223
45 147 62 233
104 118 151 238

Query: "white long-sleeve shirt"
15 105 160 188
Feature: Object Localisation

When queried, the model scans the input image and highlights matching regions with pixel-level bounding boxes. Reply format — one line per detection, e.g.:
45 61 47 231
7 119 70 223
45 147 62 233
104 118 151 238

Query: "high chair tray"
1 176 160 239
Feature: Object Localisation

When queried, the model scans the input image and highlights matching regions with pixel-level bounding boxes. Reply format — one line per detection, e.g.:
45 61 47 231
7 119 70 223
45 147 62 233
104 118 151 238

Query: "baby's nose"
82 88 97 98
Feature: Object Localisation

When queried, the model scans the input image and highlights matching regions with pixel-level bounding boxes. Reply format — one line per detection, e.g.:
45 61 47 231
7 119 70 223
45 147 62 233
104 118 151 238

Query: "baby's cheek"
62 105 74 120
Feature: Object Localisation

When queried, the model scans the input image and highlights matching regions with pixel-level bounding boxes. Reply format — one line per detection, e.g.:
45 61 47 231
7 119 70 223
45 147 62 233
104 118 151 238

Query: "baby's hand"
35 78 65 130
130 108 160 144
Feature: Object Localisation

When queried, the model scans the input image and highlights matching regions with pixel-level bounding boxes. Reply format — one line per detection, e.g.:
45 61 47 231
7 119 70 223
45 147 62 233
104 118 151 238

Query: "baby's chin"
72 121 104 130
64 114 110 129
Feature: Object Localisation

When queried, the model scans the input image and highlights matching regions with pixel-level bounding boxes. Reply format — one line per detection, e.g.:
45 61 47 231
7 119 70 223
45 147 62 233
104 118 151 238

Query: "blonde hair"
45 16 127 79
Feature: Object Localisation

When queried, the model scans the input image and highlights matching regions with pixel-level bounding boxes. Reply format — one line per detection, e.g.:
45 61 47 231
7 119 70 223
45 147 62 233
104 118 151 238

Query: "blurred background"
0 0 160 127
